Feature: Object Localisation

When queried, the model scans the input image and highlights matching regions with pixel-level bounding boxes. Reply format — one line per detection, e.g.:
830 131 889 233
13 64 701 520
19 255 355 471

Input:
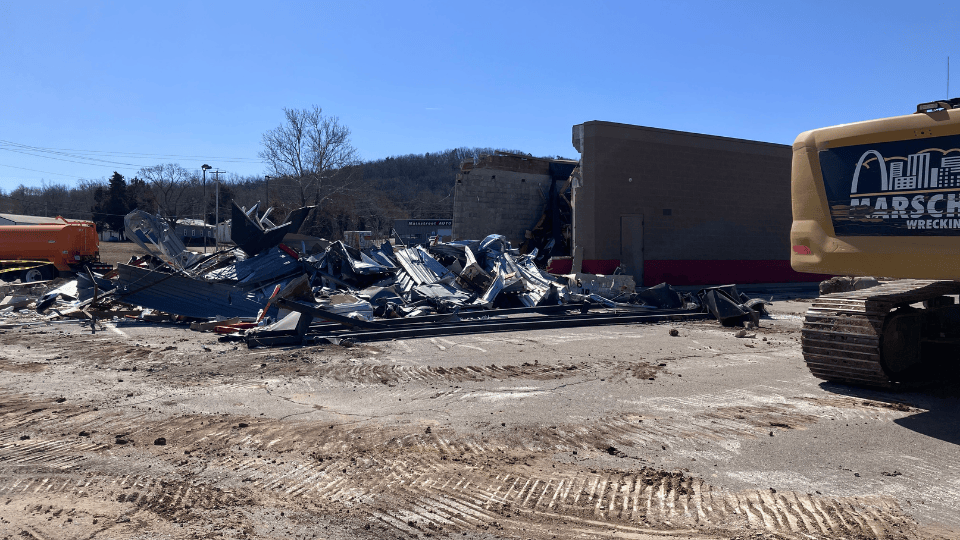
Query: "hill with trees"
0 147 544 240
0 106 570 240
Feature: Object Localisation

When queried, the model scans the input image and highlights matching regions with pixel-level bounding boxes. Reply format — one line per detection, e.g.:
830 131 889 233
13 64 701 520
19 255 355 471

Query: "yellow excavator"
791 98 960 388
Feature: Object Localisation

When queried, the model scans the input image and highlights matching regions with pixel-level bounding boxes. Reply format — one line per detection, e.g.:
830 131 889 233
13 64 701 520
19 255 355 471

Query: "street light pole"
201 164 211 253
264 175 272 209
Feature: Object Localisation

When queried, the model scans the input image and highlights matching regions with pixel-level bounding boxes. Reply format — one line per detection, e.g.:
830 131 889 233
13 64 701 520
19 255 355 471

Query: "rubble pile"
0 204 771 345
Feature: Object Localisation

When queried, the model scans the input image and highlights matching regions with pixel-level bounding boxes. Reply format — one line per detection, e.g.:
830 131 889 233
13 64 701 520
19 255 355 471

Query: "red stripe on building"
545 258 828 286
643 260 829 286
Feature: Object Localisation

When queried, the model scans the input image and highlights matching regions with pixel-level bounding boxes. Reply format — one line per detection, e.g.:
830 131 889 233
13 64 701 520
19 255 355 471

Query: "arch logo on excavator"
822 135 960 235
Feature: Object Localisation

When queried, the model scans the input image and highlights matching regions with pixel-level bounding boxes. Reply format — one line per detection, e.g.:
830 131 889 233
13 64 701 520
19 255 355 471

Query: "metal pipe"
245 302 707 348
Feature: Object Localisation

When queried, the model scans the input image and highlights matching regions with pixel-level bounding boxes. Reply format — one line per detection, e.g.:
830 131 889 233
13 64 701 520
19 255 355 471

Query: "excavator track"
802 279 960 388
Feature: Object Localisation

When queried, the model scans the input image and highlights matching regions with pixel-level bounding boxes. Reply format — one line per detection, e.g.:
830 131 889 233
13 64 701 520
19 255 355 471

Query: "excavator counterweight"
792 100 960 387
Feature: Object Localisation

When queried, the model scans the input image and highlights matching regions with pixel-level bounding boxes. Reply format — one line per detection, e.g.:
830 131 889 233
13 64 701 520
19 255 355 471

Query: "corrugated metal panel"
328 242 394 276
411 283 473 303
367 244 398 269
203 247 302 284
116 264 272 319
515 255 561 307
394 247 452 286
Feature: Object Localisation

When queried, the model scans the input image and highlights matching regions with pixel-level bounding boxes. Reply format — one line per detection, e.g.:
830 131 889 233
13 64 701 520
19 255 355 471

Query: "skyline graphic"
851 149 960 194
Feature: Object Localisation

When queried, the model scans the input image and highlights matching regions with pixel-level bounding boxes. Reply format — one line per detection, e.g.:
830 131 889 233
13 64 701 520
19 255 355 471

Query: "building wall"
452 155 559 245
393 219 453 245
572 121 822 285
174 222 214 244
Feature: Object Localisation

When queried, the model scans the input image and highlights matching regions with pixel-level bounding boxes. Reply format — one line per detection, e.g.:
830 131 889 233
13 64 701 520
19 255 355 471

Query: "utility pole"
264 175 272 209
211 169 225 250
201 164 211 253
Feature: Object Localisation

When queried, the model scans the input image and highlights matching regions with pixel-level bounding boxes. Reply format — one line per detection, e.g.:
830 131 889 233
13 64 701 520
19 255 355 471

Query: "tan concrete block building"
571 121 823 285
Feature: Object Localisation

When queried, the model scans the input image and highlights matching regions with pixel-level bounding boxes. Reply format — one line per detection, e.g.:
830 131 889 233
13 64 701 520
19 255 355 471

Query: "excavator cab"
791 100 960 387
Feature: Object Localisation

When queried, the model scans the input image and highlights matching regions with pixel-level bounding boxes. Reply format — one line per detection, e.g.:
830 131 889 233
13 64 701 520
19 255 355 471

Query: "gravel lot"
1 286 958 540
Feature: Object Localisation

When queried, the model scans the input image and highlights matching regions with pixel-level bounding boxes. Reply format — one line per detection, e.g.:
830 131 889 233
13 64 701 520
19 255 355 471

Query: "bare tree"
139 163 197 226
259 106 360 209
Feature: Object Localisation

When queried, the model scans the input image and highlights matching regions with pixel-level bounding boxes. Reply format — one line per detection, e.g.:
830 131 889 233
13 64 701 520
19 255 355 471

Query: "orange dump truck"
0 217 111 282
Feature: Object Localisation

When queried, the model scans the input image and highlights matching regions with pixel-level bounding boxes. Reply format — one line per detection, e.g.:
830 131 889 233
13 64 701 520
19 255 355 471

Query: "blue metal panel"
116 264 272 319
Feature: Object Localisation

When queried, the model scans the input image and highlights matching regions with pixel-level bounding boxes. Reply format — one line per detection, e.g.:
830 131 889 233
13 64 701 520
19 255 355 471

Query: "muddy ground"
1 289 959 540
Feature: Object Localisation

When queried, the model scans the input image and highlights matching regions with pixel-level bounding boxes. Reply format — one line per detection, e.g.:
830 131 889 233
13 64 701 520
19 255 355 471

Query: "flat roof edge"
576 120 790 150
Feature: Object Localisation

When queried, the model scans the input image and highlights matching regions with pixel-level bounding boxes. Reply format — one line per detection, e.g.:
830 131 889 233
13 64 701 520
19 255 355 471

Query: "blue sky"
0 0 956 191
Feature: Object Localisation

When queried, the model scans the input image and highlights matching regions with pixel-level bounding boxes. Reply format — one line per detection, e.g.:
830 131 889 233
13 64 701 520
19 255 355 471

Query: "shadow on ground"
820 380 960 446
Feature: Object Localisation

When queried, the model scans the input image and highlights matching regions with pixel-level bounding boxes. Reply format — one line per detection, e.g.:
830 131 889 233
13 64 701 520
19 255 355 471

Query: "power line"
0 140 260 188
0 163 86 178
0 139 266 164
0 145 143 167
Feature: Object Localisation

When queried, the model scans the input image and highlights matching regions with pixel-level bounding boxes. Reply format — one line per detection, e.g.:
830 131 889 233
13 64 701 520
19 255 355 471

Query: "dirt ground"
98 240 206 267
1 291 959 540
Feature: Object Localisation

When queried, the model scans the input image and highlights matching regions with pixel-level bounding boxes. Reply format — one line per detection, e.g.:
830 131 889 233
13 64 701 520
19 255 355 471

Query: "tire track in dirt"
0 464 912 540
208 448 914 539
0 472 249 523
402 466 913 539
0 386 929 540
0 383 915 470
300 359 662 386
0 437 108 470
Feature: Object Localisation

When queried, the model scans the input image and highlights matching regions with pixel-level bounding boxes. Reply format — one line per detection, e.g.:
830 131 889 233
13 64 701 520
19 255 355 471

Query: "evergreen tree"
91 172 131 232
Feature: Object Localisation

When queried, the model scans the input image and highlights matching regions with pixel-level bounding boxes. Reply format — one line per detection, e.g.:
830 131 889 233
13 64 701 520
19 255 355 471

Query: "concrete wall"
452 155 557 245
572 121 818 285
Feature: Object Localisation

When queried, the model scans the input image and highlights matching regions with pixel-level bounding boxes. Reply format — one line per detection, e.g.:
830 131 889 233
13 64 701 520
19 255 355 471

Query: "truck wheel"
20 266 53 283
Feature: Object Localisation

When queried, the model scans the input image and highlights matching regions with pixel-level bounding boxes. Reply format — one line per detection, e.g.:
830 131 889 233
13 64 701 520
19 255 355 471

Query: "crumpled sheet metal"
454 245 492 293
284 300 373 324
334 242 394 276
231 202 313 257
638 282 684 309
478 236 565 307
411 283 473 304
367 242 399 270
564 273 636 301
485 253 523 294
395 247 453 288
429 240 481 258
697 285 765 326
124 210 203 271
204 247 302 284
478 234 511 259
514 255 565 307
316 242 396 290
77 272 117 301
393 237 567 309
476 273 504 306
359 285 404 307
267 301 375 333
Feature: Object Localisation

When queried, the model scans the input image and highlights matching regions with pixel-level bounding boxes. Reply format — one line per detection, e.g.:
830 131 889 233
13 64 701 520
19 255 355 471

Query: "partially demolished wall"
452 153 576 246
